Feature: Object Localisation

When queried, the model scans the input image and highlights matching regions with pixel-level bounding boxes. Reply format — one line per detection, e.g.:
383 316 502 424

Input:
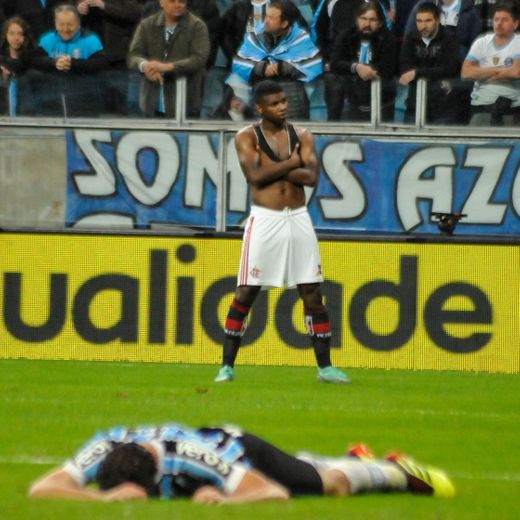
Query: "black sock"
312 336 331 368
223 335 241 367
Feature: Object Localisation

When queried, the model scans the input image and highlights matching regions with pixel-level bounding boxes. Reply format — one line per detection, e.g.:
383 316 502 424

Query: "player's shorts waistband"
250 205 308 217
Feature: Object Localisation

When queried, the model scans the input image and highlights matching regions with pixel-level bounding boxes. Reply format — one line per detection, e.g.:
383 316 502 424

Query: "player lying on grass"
29 423 455 503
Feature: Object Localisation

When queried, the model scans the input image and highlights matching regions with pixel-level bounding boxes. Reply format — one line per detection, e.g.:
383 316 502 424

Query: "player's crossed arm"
235 127 302 187
284 129 318 187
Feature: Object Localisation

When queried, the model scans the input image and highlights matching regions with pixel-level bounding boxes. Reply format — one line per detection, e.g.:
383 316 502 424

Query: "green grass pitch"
1 359 518 519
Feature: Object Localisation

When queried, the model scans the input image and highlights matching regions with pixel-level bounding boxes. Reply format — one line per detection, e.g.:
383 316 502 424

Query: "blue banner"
66 130 520 236
227 136 520 236
66 130 220 228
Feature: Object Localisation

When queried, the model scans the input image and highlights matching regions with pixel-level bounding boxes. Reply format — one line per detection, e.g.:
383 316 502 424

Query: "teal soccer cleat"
317 366 350 384
214 365 235 383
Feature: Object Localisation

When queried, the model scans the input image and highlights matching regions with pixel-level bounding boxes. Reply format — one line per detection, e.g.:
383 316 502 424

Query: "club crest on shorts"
249 266 261 278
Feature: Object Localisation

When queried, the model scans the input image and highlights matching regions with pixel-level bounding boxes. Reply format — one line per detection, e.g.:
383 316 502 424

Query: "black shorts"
239 432 324 496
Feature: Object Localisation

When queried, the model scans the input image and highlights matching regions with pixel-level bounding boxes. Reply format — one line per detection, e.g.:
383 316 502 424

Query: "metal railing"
1 71 519 139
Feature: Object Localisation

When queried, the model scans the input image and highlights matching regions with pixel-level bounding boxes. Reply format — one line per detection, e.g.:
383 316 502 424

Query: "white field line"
0 456 63 465
1 456 519 483
4 395 519 420
251 402 519 419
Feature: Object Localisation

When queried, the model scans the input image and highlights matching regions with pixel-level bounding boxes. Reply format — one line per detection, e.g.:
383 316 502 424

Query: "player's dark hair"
493 1 519 20
416 2 440 20
97 442 158 497
253 80 284 104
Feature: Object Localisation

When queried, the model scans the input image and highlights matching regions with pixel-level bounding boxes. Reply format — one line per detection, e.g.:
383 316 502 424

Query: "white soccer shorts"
237 205 324 289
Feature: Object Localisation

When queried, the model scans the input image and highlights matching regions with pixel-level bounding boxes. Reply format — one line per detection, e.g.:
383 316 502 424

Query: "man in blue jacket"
34 4 108 73
29 4 108 116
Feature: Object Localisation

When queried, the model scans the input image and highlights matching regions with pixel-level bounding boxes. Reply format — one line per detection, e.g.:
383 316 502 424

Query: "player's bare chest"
255 125 292 161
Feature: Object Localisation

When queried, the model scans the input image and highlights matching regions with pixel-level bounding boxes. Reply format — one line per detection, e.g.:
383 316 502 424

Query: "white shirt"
440 0 461 28
466 32 520 106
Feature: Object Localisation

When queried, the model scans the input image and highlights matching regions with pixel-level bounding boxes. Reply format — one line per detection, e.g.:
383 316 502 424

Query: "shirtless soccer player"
215 80 349 384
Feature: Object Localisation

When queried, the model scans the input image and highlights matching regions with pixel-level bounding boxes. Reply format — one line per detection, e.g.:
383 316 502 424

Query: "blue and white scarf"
231 22 323 84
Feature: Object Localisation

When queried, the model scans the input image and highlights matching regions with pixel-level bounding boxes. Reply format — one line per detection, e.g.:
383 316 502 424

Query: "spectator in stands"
0 0 68 40
219 0 308 68
127 0 210 118
0 16 34 79
230 0 322 119
142 0 221 68
403 0 481 123
0 17 34 114
461 2 520 126
75 0 144 115
403 0 482 62
33 4 108 74
30 4 109 116
329 2 397 121
399 2 460 124
209 84 256 119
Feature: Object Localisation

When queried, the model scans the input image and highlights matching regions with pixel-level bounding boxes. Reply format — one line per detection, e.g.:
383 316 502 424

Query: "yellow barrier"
1 233 518 373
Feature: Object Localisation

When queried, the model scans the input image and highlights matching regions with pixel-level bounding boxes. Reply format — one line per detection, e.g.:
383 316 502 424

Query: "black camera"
430 212 466 235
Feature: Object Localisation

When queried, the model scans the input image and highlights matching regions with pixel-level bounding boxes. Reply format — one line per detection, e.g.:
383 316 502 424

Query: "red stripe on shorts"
240 216 254 285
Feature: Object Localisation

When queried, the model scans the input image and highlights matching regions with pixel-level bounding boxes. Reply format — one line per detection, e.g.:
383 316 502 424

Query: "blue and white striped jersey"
63 424 251 497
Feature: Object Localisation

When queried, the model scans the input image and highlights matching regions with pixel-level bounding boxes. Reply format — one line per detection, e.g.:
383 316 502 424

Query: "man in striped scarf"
230 0 322 119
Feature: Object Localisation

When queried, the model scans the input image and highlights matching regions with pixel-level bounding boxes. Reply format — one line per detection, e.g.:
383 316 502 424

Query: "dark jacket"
32 30 109 74
142 0 221 68
0 0 66 39
404 0 482 62
127 10 209 117
331 24 397 106
400 24 460 121
0 47 33 76
79 0 143 66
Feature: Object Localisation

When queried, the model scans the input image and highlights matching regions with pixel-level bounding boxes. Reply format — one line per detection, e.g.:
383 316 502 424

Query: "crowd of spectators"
0 0 520 125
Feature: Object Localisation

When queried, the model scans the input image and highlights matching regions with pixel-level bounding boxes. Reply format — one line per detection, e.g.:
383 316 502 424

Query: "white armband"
222 463 248 495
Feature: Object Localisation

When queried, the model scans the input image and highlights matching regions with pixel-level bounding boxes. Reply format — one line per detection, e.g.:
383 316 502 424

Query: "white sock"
328 459 407 494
